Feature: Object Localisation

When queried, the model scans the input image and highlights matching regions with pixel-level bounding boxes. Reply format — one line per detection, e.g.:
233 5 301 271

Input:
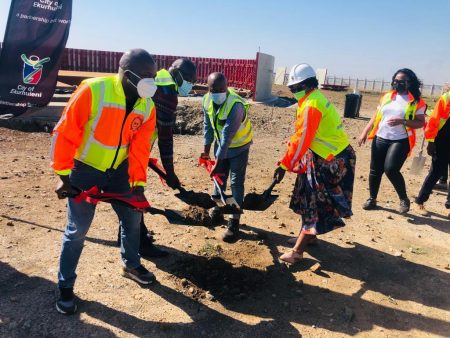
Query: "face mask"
392 80 407 93
210 92 227 105
293 90 306 101
178 80 193 97
126 70 157 98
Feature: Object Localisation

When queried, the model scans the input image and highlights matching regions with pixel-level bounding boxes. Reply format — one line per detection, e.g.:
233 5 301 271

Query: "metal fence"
0 43 258 92
60 48 258 91
325 76 444 98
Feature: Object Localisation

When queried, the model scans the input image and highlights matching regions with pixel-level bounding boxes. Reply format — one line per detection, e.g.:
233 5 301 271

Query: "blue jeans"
58 160 142 289
213 149 249 219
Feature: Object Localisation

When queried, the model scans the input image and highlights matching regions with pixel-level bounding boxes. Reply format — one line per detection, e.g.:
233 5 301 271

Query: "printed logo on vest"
131 116 143 131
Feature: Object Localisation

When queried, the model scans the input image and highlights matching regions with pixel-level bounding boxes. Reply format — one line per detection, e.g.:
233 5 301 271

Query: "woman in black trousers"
358 69 426 214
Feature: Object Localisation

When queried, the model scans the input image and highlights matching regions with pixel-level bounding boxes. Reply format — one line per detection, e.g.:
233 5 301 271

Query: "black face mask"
392 80 407 93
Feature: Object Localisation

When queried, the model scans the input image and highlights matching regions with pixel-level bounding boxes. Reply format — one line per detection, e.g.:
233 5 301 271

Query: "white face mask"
125 70 157 98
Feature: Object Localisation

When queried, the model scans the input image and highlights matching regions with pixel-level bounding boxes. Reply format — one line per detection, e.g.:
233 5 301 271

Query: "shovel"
410 137 426 175
148 159 216 209
63 186 186 224
243 179 279 211
198 158 242 215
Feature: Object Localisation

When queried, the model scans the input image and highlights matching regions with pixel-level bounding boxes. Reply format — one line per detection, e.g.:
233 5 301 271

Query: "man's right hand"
200 152 210 160
55 175 72 199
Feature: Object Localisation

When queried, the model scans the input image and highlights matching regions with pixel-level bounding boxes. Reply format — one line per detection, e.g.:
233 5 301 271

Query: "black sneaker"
210 208 224 225
122 265 156 285
362 198 377 210
445 200 450 209
222 219 240 243
140 241 168 259
399 198 410 214
56 287 77 315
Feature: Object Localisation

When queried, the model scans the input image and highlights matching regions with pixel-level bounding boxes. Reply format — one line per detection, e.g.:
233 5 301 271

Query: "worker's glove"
199 152 211 160
427 142 436 157
55 175 72 199
131 186 147 202
273 166 286 183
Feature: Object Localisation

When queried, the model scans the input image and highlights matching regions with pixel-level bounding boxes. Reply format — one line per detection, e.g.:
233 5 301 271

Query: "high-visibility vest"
368 91 426 156
51 75 156 186
299 89 349 160
279 89 349 171
203 88 253 148
425 91 450 142
154 69 177 88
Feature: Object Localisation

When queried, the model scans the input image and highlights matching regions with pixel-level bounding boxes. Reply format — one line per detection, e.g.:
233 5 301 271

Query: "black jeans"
416 121 450 204
369 136 410 200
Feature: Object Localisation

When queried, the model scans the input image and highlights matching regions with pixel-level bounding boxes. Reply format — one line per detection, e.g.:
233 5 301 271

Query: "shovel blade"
243 192 279 211
410 155 426 175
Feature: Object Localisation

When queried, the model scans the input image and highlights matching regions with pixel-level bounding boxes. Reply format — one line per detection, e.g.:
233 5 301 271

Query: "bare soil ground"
0 89 449 338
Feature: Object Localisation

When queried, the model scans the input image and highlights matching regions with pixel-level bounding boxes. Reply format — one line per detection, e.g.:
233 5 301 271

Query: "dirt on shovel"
182 206 212 226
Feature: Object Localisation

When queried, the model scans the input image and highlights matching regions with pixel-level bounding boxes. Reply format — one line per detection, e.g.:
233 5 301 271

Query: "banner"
0 0 72 115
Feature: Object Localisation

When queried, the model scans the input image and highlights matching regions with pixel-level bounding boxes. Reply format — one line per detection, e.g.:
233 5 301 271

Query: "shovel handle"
263 179 278 197
148 159 168 180
149 159 186 194
212 176 227 205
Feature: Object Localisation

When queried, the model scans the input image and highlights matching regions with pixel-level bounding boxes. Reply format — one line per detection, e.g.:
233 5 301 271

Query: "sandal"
280 250 303 264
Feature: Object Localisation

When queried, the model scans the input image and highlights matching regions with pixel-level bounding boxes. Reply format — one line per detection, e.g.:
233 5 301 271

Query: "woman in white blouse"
358 68 426 214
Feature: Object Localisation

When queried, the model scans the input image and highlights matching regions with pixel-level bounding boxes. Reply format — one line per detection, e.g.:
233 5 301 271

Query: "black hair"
119 49 155 70
391 68 422 102
302 77 319 89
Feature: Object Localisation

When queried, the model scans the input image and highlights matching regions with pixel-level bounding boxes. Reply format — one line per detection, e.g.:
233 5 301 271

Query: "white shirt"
376 94 424 140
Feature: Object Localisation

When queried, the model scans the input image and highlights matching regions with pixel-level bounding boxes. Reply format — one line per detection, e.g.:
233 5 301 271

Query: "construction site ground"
0 87 448 338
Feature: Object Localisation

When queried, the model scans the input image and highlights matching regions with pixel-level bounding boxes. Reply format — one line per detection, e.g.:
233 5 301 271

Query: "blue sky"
1 0 449 84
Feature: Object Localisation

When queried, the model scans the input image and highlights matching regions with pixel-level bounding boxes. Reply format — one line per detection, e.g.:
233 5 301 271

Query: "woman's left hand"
386 117 405 126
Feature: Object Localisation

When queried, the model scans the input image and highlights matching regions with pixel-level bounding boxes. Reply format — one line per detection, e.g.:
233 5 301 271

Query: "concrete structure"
316 68 328 87
254 52 275 101
274 67 287 85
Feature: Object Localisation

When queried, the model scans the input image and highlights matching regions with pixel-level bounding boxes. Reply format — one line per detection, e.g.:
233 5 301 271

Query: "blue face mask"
210 92 227 105
178 80 193 97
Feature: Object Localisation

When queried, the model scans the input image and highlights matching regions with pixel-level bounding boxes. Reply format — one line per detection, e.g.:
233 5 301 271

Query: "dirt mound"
174 104 203 135
182 205 212 226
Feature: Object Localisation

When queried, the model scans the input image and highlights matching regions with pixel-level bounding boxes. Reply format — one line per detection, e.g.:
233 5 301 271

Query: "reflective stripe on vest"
155 69 177 87
298 89 349 160
74 76 154 171
368 91 425 156
203 89 253 148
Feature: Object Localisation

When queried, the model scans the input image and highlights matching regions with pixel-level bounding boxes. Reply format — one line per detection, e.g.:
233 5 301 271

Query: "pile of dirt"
174 103 203 135
182 205 212 226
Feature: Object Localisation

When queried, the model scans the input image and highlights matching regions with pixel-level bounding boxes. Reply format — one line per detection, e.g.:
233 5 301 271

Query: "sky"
1 0 449 84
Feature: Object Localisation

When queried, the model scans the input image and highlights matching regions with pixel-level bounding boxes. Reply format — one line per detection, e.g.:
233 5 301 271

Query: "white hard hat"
287 63 316 86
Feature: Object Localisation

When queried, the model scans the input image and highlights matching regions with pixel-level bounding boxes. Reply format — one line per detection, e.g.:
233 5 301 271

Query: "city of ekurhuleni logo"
21 54 50 85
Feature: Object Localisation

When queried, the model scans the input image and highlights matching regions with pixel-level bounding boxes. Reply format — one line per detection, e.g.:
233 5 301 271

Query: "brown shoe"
222 219 239 243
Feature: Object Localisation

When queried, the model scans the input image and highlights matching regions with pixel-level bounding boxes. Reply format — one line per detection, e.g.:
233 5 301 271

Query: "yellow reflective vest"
203 88 253 148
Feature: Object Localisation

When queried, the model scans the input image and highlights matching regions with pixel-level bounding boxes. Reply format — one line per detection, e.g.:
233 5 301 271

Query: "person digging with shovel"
200 72 253 243
117 58 197 258
51 49 158 315
273 63 356 264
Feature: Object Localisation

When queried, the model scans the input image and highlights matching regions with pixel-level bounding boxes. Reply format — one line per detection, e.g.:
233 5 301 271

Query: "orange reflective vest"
368 91 426 156
280 89 349 171
51 75 156 187
425 91 450 142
